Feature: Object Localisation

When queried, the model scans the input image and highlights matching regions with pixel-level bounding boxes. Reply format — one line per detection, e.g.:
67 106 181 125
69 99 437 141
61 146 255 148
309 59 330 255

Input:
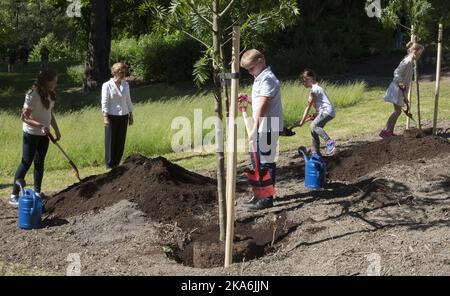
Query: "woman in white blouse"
380 42 424 138
101 62 134 169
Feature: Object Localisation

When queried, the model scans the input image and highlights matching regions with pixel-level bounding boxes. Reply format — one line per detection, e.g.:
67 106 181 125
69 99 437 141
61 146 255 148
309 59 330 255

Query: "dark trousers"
105 114 129 168
250 131 277 190
12 132 49 195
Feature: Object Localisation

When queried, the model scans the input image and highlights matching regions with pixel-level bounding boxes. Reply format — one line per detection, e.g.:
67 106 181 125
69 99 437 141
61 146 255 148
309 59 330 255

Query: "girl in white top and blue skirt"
380 42 424 138
9 70 61 205
102 63 134 169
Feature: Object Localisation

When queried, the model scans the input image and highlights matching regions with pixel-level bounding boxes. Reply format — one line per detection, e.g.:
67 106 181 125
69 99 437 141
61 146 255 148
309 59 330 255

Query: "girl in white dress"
380 42 424 138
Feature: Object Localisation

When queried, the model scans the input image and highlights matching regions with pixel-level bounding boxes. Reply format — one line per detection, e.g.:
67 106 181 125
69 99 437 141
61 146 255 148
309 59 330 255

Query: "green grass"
0 79 367 176
0 65 449 199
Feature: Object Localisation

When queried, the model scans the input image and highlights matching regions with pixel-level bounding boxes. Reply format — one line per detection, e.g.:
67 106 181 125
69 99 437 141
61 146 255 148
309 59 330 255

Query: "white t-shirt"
251 67 284 132
101 78 134 116
311 83 335 118
22 89 55 136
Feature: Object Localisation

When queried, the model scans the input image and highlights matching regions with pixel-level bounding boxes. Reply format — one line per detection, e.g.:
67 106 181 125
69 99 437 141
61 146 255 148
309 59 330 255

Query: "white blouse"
101 78 134 116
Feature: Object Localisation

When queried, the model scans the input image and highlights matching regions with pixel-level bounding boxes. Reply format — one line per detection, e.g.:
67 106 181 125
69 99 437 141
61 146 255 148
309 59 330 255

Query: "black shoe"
247 198 273 212
243 195 258 205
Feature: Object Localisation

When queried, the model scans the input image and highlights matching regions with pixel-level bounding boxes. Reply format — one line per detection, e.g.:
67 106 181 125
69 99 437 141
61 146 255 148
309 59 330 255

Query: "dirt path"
0 125 449 275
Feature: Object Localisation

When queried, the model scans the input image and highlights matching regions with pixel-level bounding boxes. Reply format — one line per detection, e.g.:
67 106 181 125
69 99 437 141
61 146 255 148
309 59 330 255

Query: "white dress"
383 55 414 107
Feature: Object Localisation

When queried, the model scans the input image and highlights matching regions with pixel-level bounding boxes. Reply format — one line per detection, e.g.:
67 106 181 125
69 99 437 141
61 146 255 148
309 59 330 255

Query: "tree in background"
83 0 112 91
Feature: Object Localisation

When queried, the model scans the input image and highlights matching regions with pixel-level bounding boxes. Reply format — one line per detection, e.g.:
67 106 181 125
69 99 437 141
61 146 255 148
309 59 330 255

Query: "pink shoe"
379 130 390 139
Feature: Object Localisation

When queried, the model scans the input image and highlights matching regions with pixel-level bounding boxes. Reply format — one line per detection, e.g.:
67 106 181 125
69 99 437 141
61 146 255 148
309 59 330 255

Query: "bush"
30 33 83 62
66 65 84 86
110 34 202 83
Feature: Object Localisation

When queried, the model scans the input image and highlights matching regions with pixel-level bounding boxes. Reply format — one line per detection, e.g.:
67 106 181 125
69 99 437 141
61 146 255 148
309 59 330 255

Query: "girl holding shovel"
297 69 336 155
380 42 424 138
9 69 61 205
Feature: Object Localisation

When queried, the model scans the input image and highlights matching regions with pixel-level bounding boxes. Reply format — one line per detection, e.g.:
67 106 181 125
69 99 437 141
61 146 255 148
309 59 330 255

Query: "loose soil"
326 131 450 182
1 125 449 275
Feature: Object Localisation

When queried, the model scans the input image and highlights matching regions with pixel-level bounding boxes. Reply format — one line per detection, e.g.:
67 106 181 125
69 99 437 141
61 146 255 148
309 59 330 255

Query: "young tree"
141 0 299 241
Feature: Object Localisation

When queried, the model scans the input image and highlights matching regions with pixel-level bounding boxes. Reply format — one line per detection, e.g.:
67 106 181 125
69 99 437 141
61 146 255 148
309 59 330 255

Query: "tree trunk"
213 0 227 242
84 0 112 92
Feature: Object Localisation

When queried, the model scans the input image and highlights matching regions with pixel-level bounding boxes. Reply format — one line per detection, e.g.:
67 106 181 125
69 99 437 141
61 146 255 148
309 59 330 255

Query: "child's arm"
248 96 269 142
298 94 316 126
21 108 49 135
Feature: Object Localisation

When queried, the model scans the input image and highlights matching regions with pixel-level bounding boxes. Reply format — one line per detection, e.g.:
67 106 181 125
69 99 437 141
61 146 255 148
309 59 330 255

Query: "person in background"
297 69 336 155
40 46 49 71
9 69 61 205
7 47 16 73
380 42 424 138
101 62 134 169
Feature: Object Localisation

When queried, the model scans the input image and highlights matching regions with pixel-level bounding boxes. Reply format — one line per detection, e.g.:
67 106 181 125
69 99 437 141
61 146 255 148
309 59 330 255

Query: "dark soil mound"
326 135 450 182
44 155 217 228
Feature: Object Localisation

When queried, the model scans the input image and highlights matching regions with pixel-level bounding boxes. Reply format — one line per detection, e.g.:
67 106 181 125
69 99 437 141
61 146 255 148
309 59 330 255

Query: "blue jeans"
249 131 277 186
12 132 49 195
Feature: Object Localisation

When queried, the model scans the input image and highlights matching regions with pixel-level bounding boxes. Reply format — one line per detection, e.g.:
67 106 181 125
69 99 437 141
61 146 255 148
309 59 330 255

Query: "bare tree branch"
186 0 213 27
219 0 235 19
180 29 210 49
166 20 211 49
225 21 238 33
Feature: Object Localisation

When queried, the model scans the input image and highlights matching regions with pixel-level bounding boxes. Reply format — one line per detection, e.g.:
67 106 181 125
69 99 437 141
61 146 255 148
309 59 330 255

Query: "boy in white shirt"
239 49 283 211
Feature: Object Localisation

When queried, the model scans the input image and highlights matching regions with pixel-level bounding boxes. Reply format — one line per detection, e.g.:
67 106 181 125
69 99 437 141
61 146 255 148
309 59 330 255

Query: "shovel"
400 88 416 123
239 105 275 199
281 114 316 137
48 133 81 182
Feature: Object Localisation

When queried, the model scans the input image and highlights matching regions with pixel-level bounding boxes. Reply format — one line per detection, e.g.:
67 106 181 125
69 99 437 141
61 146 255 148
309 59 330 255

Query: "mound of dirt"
44 155 217 228
326 135 450 182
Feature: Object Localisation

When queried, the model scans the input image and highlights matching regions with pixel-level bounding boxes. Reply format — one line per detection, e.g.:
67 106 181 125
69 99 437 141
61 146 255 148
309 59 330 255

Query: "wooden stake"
224 26 240 268
414 35 421 129
415 61 421 129
406 25 414 130
433 24 443 135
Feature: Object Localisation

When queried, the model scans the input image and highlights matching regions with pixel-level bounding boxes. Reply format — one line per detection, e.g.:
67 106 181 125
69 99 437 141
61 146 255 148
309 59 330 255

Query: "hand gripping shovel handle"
282 114 316 137
400 88 416 122
239 106 261 174
48 133 81 181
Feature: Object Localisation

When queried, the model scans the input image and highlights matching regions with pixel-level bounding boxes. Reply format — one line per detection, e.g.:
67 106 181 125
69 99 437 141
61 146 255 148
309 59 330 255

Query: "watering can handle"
28 190 38 216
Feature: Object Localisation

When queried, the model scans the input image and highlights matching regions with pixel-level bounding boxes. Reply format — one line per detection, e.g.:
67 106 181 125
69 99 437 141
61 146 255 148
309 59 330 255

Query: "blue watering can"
16 180 42 229
298 147 327 190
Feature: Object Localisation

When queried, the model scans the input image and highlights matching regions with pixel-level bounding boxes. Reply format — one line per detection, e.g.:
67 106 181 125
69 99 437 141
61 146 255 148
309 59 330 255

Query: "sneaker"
247 198 273 212
8 195 19 206
243 195 258 205
325 140 336 155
